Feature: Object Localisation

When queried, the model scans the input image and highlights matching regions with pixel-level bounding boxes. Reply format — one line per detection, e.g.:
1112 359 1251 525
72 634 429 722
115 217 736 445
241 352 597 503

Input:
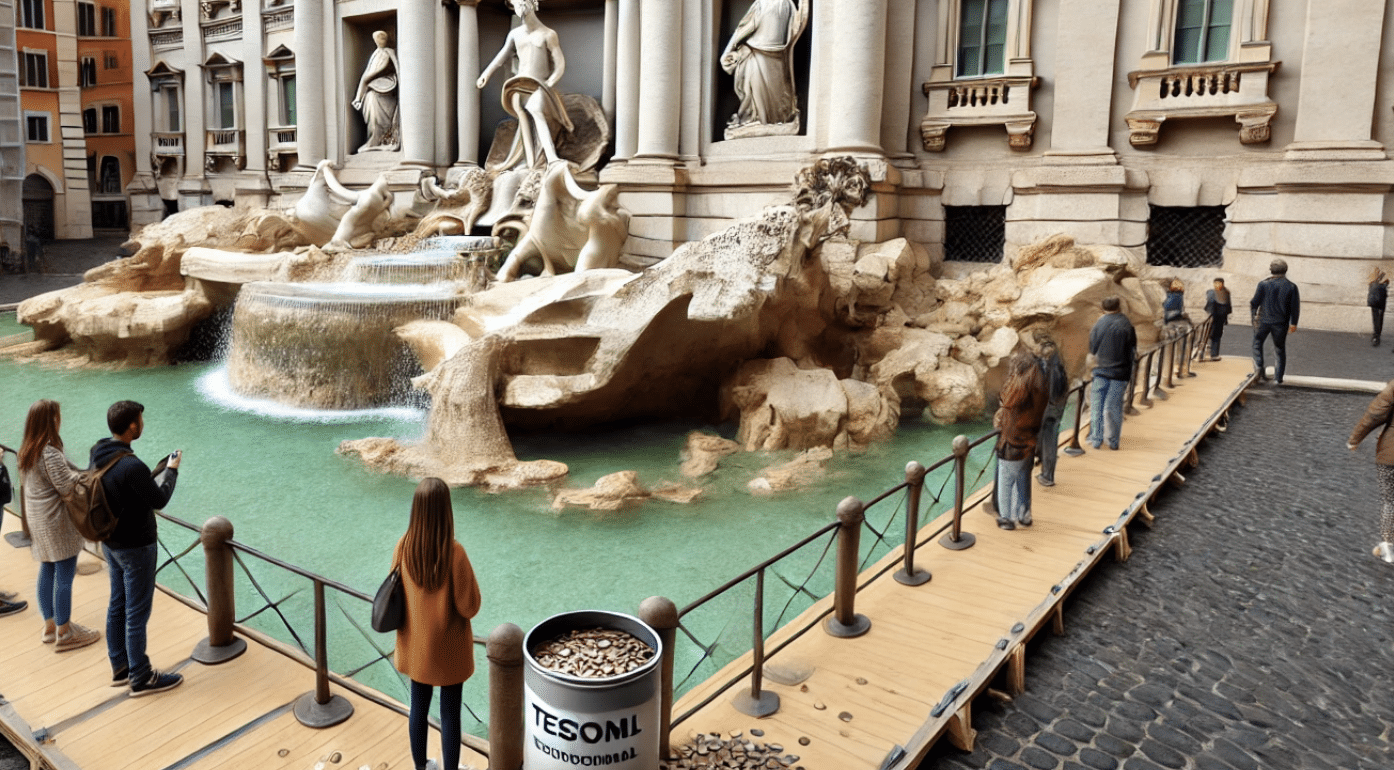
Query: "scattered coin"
798 737 810 746
532 627 655 678
855 677 868 685
278 749 289 758
838 711 853 722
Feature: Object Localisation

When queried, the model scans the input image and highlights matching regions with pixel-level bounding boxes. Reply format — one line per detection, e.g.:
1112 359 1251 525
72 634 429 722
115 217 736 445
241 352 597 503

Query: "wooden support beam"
1114 529 1132 562
1167 470 1186 487
1052 606 1065 636
1137 502 1154 526
1185 448 1199 468
947 703 977 752
1006 646 1026 696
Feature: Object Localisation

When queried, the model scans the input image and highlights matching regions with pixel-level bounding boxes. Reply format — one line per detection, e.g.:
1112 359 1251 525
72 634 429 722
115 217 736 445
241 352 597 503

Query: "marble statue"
294 160 395 251
476 0 574 170
720 0 809 140
352 31 401 153
415 169 493 237
496 162 630 282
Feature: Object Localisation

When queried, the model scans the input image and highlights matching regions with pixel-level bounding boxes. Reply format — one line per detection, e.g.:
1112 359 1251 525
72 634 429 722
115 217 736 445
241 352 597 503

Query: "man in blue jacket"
1087 296 1137 451
1250 259 1301 383
91 400 183 696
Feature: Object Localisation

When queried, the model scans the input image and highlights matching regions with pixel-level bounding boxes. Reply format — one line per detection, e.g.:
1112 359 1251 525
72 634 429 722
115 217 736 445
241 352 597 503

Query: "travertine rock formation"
550 471 702 511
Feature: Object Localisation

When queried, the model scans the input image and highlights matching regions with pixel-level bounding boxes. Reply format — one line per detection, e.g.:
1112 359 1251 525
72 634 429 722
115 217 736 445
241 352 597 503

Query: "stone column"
1046 0 1120 155
613 0 640 160
241 1 268 186
634 0 679 161
399 0 437 167
880 0 916 158
825 0 888 155
1291 0 1387 146
434 1 453 167
178 0 208 208
455 0 481 167
126 0 161 225
602 0 618 128
293 0 326 167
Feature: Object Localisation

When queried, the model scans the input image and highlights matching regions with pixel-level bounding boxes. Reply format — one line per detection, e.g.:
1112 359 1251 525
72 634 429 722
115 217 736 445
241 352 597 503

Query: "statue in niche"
352 30 401 153
476 0 574 170
720 0 809 140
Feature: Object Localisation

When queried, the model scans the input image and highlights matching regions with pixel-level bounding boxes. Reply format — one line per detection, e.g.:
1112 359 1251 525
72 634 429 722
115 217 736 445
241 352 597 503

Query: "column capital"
451 0 480 6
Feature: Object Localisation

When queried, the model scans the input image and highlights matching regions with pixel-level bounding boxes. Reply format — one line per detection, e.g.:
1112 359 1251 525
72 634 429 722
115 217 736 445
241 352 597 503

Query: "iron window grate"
945 205 1006 263
1147 205 1226 268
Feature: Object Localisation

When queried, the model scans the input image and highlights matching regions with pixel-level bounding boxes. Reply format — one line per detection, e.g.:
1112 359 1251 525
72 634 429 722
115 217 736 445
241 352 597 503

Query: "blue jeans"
1088 376 1127 450
996 456 1032 523
1036 402 1066 482
104 543 158 683
1252 322 1288 382
36 555 78 625
410 679 463 770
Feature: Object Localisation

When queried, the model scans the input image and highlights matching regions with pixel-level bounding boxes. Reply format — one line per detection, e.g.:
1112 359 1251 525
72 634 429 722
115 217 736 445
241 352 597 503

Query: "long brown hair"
19 399 63 473
999 351 1045 410
401 478 455 592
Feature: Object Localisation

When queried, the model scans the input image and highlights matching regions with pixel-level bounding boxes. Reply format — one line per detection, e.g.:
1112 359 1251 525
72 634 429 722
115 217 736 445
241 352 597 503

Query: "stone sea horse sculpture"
293 160 396 251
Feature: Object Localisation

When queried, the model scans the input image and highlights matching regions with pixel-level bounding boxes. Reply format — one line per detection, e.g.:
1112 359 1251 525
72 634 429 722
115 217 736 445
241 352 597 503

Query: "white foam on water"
196 365 425 423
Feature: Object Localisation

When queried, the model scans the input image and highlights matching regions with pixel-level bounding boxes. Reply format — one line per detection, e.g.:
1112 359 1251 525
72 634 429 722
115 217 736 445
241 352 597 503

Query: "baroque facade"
15 0 136 243
127 0 1394 332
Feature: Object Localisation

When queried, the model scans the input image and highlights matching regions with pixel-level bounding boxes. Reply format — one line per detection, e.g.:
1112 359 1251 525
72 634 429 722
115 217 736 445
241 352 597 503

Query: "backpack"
0 462 11 507
59 452 130 542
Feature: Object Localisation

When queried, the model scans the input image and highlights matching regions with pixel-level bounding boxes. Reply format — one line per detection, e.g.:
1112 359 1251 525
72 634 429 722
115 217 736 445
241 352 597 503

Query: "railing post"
1163 331 1177 389
730 571 779 716
895 461 931 586
1063 383 1086 456
638 597 678 759
1148 348 1168 402
293 579 354 728
939 436 976 551
487 623 525 770
1124 354 1141 416
1181 326 1196 377
192 516 247 664
824 497 871 638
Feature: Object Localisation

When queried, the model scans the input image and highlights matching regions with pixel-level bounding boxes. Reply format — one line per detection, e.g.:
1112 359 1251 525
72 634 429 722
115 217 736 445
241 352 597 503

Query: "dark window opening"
944 205 1007 263
1146 205 1227 268
102 105 120 133
78 3 96 35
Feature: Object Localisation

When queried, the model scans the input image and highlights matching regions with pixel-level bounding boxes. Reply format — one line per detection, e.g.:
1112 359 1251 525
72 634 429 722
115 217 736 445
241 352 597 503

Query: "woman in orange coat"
393 478 482 770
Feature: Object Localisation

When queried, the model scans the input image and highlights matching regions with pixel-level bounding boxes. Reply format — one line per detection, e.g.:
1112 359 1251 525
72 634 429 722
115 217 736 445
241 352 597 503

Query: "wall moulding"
1124 61 1280 147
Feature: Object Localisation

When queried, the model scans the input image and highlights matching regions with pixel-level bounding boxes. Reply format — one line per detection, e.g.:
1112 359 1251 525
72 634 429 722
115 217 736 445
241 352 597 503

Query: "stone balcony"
206 129 246 171
267 125 296 166
202 16 243 42
150 28 183 50
1124 61 1280 147
153 131 184 157
920 75 1040 152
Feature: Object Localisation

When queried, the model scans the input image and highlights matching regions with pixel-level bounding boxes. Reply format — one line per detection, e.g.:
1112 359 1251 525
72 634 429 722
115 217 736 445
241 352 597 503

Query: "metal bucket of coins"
523 610 662 769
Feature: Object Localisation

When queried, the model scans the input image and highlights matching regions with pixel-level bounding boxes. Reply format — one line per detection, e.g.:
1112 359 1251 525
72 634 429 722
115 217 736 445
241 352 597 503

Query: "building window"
92 200 128 229
105 52 119 69
216 82 236 128
25 113 51 143
957 0 1009 78
1147 206 1227 267
162 85 182 131
80 57 98 87
102 105 120 133
83 108 98 133
22 52 48 88
944 205 1006 263
20 0 44 29
281 75 297 125
78 2 97 36
98 156 122 194
101 6 117 36
1173 0 1233 64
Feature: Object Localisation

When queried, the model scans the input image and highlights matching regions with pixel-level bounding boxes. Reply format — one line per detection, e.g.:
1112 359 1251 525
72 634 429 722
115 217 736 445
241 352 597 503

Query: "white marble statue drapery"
476 0 574 170
720 0 809 138
352 30 401 153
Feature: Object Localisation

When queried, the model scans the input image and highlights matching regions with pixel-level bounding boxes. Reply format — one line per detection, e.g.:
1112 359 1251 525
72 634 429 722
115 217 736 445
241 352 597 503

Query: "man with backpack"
90 401 183 696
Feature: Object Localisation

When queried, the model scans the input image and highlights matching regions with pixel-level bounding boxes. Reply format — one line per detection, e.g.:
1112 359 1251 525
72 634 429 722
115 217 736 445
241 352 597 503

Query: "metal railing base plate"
193 636 248 665
940 532 977 551
731 689 780 718
894 568 932 586
294 692 354 729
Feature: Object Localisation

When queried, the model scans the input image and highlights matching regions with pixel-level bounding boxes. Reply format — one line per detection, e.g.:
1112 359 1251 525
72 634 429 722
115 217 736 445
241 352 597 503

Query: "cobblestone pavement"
0 235 129 306
918 386 1394 770
1215 323 1393 384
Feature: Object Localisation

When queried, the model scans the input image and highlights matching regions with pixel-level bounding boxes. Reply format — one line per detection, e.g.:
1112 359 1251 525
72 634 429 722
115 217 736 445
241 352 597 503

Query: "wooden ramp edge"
0 522 489 770
666 358 1257 770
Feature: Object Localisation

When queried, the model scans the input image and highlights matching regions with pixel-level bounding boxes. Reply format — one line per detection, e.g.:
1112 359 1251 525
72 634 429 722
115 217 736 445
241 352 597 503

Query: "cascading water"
225 237 503 410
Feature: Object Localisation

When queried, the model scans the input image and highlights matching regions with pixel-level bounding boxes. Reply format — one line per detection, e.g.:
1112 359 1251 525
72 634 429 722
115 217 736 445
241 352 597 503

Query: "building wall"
127 0 1394 332
0 0 26 259
77 0 135 231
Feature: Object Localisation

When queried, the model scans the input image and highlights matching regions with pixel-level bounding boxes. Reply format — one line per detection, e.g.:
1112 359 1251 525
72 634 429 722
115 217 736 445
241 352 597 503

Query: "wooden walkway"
0 358 1254 770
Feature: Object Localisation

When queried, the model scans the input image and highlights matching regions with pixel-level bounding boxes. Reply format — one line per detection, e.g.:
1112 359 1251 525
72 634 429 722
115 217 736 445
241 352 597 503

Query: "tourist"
90 400 182 696
1249 259 1300 384
0 444 27 618
1163 279 1187 324
1347 379 1394 564
1203 277 1232 360
1368 268 1388 347
1033 332 1070 488
1087 296 1138 451
994 352 1048 530
19 400 101 652
393 477 482 770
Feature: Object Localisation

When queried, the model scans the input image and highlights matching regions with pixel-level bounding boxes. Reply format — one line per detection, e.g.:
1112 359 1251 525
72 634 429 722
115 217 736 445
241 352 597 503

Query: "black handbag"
371 567 405 633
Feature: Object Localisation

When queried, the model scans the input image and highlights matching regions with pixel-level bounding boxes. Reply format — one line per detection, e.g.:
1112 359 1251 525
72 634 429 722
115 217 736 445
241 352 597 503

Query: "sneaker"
130 669 183 697
0 590 17 602
111 668 129 687
1089 442 1102 450
0 599 27 618
54 622 101 653
1019 513 1033 527
41 624 56 644
1374 542 1394 564
1036 474 1055 487
996 517 1015 530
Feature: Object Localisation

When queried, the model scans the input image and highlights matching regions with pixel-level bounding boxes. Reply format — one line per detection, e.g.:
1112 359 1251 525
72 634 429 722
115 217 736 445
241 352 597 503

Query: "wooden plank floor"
666 357 1256 769
0 529 488 770
0 357 1253 770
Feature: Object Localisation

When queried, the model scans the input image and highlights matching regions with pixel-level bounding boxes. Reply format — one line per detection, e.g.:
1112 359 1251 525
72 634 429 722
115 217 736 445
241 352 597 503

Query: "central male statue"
720 0 809 135
476 0 573 170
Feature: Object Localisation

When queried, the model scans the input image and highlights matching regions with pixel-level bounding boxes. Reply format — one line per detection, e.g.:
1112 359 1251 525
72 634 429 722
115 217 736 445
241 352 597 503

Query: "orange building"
17 0 134 241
